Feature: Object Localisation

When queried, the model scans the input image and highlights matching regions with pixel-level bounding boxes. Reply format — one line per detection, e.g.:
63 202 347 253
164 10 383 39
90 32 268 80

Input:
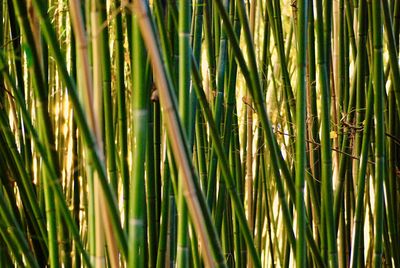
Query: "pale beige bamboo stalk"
91 1 118 267
249 0 256 38
91 1 103 152
131 1 215 267
68 0 97 135
91 2 106 266
332 0 340 179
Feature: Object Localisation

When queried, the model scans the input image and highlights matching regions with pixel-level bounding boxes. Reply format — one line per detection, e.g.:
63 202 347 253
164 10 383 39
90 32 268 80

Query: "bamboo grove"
0 0 399 266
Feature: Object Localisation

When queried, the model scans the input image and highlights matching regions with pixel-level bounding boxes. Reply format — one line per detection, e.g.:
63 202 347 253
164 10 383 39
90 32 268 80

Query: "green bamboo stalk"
305 18 323 250
246 0 256 251
114 0 130 233
153 101 162 239
204 0 216 95
128 11 149 268
262 157 275 267
295 0 307 266
371 0 385 265
196 112 209 192
176 0 191 264
349 4 369 268
386 88 400 267
314 0 338 266
353 0 368 198
333 0 365 229
350 78 373 268
156 158 171 268
342 20 350 114
42 159 59 268
206 0 228 212
222 1 241 161
214 2 241 240
93 0 119 193
147 95 158 268
334 0 345 168
167 150 178 267
252 127 262 250
229 135 243 267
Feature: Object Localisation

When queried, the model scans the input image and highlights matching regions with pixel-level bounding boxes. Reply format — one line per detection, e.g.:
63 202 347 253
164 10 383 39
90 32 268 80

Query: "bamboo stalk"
371 0 385 266
295 0 308 266
131 1 226 266
176 0 191 264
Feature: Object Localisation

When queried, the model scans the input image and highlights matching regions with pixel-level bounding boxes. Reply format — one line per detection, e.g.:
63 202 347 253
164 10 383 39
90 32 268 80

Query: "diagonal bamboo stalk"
131 1 226 266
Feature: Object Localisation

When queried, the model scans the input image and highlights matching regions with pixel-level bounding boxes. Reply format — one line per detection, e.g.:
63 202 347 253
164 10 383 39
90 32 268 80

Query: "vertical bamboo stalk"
114 0 130 232
314 0 338 266
91 1 106 265
371 0 385 266
176 0 191 264
295 0 307 266
128 8 149 267
350 78 373 268
246 0 256 250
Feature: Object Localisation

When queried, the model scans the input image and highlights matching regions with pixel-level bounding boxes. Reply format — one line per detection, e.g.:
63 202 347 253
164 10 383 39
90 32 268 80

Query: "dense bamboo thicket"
0 0 399 267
